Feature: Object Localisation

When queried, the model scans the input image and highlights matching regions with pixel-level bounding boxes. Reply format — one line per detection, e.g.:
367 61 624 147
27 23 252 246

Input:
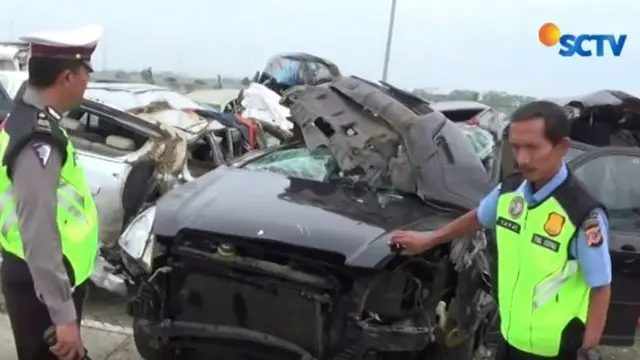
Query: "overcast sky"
0 0 636 97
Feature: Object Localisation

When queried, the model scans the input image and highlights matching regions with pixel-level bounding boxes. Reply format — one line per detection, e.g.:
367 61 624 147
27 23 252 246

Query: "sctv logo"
538 23 627 57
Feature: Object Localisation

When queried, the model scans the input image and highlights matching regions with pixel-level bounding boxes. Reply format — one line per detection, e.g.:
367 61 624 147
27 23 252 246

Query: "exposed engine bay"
130 229 494 360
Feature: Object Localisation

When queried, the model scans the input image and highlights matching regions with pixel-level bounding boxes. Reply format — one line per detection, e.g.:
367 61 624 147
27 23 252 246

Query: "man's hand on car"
50 322 85 360
388 230 439 255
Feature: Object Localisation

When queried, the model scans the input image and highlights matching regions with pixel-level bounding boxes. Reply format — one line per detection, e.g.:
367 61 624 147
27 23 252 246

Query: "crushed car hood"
153 166 455 265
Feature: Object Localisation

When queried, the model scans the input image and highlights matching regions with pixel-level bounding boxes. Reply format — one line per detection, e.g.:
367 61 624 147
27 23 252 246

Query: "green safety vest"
0 129 99 286
495 190 589 356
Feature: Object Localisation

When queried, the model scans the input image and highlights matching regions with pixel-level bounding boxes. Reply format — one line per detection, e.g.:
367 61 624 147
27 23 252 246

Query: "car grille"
166 232 340 357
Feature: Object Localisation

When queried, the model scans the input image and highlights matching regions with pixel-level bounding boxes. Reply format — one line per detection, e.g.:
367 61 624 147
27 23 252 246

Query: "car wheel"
133 319 178 360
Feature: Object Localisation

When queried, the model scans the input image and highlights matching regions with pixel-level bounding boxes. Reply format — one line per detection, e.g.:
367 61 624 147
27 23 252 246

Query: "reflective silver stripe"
57 183 85 221
0 191 16 239
0 183 87 240
1 211 17 239
532 260 579 310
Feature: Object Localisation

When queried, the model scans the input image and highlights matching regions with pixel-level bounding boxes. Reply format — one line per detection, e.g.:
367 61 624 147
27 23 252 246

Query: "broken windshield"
244 147 338 182
244 121 496 186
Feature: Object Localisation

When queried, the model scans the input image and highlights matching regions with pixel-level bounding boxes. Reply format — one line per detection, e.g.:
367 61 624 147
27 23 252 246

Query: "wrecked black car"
123 76 499 360
492 89 640 347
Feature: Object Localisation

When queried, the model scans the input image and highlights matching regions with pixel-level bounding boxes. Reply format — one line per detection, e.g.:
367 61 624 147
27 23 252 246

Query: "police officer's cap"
19 25 103 72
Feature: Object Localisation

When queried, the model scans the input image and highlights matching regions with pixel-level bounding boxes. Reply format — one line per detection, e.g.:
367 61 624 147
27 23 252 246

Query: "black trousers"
1 254 88 360
495 336 580 360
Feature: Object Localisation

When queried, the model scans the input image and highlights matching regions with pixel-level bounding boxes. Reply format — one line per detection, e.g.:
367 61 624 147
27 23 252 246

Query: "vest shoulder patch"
32 141 52 168
508 196 525 218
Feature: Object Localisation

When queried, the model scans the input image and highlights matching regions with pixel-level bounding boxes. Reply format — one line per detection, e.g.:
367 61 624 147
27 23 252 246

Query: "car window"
65 108 148 153
572 154 640 232
440 109 484 122
455 123 494 161
244 147 338 182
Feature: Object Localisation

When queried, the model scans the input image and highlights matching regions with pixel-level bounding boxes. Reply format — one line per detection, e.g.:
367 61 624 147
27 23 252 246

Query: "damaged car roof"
86 82 203 111
283 76 492 210
85 82 225 134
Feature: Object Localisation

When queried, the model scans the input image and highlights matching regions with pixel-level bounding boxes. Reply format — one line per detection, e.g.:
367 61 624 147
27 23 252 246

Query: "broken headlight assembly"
119 206 158 275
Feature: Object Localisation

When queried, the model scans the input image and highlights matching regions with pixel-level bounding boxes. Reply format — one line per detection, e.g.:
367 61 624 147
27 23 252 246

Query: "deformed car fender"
345 213 457 268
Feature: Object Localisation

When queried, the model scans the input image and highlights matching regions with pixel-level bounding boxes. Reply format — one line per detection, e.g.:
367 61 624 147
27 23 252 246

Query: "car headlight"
119 206 156 272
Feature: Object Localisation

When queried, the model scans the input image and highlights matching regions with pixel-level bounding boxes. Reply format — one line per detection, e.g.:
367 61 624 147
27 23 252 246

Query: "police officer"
390 101 610 360
0 25 102 360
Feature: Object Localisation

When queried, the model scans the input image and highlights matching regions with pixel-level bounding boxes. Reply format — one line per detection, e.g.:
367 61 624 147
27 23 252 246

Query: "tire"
133 319 177 360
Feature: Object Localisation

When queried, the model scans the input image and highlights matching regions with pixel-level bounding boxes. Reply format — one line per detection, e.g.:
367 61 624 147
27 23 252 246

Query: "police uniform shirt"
3 25 103 326
477 163 612 288
6 88 78 325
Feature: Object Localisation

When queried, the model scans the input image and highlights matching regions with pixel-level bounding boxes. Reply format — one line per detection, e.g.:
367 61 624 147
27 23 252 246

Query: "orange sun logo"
539 23 561 47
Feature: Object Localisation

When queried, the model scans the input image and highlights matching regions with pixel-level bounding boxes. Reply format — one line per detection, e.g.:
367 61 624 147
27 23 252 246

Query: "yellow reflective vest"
494 174 598 356
0 121 99 286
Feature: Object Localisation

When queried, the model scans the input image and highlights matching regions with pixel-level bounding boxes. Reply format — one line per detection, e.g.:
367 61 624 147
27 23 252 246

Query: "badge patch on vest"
543 212 565 237
508 196 525 218
497 216 521 234
584 210 603 247
531 234 560 252
35 113 52 134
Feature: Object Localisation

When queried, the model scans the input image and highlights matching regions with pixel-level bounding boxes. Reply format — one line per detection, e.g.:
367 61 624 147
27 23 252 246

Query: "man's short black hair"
509 100 571 144
27 57 85 88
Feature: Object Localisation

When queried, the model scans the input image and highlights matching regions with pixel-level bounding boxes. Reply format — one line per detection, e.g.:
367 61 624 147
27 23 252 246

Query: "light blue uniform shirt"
477 164 612 287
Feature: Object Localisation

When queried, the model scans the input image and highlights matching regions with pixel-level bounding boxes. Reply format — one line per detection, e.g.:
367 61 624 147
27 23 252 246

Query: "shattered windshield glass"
455 123 495 160
244 147 338 182
244 122 495 184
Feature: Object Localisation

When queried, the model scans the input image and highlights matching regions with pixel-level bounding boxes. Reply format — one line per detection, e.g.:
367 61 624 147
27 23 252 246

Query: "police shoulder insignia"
543 212 565 237
508 196 525 218
34 112 52 134
583 210 603 247
32 141 52 168
45 106 62 122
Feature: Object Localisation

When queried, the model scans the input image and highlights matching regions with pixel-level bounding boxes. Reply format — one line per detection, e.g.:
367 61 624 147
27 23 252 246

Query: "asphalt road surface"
0 288 637 359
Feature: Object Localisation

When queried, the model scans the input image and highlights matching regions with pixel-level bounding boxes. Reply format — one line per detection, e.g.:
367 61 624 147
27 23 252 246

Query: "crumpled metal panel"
286 79 403 188
284 76 492 210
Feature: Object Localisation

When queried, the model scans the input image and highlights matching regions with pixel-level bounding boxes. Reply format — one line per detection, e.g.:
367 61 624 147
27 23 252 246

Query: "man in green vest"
390 101 611 360
0 25 102 360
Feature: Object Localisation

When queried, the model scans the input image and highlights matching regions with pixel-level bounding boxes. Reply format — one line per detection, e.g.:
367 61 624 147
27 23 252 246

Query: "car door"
65 108 135 245
77 148 132 242
566 147 640 346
